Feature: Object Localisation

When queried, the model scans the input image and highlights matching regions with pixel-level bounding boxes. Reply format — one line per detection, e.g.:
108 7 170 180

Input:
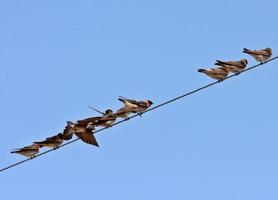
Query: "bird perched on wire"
62 120 99 147
91 109 117 128
214 59 248 74
243 47 272 62
114 96 153 118
11 143 41 158
75 116 101 129
113 106 133 120
34 133 64 149
198 67 229 81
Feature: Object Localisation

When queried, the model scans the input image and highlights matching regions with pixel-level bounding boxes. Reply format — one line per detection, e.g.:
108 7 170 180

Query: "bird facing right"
11 144 41 158
34 133 64 149
93 109 117 128
243 47 272 62
198 67 229 81
114 96 153 118
214 59 248 74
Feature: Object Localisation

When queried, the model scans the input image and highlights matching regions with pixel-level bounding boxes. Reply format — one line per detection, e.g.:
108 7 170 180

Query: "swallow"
62 115 100 141
11 143 41 158
198 67 229 81
87 107 116 127
76 116 101 129
243 47 272 62
34 133 64 149
113 106 134 119
117 96 153 116
93 109 117 127
215 59 248 74
65 121 99 147
73 128 99 147
89 106 120 125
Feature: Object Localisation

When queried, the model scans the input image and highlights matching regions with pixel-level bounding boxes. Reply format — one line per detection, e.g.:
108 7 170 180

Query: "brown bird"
215 59 248 74
73 127 99 147
65 121 99 147
86 107 117 127
243 47 272 62
116 96 153 117
62 115 100 141
11 144 41 158
93 109 117 128
113 106 134 119
198 67 229 81
34 133 64 149
76 116 101 128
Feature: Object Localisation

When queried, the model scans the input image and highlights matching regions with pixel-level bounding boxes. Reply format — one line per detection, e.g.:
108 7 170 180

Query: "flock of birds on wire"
11 47 273 158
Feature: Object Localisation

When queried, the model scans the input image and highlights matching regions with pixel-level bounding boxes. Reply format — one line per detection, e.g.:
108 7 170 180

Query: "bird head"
57 133 64 139
241 59 248 65
105 109 113 115
146 100 153 107
265 48 272 54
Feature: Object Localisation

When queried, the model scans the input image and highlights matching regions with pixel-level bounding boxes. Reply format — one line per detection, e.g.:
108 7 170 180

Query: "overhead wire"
1 56 277 173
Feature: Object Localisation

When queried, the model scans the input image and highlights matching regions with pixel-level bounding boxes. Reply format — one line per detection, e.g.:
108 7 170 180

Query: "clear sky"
1 0 278 199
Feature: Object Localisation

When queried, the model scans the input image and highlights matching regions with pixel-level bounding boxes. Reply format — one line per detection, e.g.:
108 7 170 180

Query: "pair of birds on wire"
198 47 272 81
10 97 154 158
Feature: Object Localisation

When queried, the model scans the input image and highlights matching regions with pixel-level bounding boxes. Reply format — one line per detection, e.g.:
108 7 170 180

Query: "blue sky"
1 0 278 199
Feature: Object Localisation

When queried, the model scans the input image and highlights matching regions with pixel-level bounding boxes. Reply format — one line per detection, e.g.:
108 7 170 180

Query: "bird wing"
21 145 38 150
253 49 271 56
74 131 99 147
46 134 60 140
118 96 130 101
77 117 101 126
62 125 74 140
94 116 116 125
33 140 48 145
244 48 270 56
217 60 244 67
114 106 132 116
44 137 61 143
34 138 61 147
118 96 138 105
136 101 149 108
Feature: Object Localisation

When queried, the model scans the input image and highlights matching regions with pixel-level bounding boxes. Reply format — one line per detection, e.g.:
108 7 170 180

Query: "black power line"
1 56 277 173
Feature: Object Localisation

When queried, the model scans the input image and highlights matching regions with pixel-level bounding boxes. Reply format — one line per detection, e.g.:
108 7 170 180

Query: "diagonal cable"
1 56 277 173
